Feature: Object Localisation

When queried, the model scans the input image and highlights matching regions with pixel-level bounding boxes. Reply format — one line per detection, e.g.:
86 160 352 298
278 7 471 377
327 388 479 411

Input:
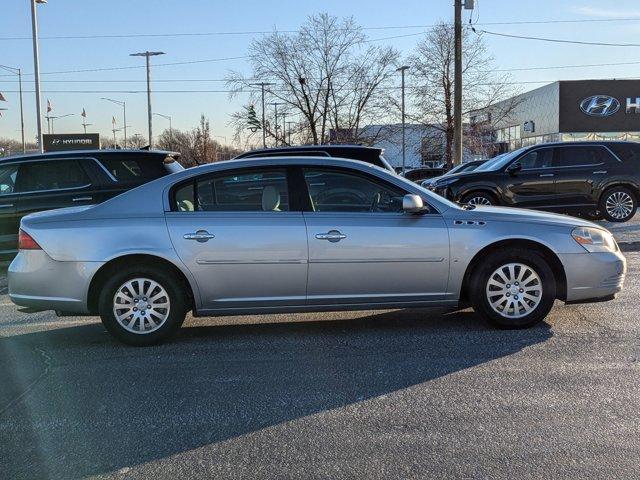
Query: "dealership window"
496 125 521 143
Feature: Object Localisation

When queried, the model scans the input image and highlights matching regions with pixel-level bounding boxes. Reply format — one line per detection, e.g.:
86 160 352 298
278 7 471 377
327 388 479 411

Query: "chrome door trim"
309 257 445 263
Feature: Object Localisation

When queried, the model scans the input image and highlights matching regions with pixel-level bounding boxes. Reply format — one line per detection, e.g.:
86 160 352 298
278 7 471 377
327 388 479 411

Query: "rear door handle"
592 170 607 174
539 173 554 177
72 196 93 202
183 230 215 242
0 204 14 208
315 230 347 242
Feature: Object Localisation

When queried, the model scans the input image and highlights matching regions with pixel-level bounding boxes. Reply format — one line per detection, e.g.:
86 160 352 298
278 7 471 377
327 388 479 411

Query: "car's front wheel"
98 265 188 346
600 186 637 223
461 191 496 206
469 248 556 329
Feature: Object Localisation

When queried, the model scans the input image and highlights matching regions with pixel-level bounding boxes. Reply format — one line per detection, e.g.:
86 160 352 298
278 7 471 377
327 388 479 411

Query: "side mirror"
403 194 426 214
506 161 522 175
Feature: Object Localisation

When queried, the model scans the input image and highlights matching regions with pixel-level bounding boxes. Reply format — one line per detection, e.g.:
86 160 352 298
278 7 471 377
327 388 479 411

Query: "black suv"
0 149 183 256
234 145 395 172
428 141 640 222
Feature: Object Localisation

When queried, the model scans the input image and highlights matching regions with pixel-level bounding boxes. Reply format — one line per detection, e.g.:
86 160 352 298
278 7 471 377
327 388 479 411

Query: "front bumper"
8 250 103 314
559 250 626 303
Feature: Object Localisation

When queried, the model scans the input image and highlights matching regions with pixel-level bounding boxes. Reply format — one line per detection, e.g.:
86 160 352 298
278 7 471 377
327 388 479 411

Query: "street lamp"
47 113 74 134
0 65 26 153
30 0 47 153
153 112 172 150
101 98 127 148
130 51 165 149
396 65 410 175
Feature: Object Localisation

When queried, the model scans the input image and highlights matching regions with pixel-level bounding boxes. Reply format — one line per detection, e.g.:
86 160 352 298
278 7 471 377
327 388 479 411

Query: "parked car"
427 141 640 222
403 166 447 183
420 159 488 188
0 149 183 257
234 145 395 172
10 156 625 345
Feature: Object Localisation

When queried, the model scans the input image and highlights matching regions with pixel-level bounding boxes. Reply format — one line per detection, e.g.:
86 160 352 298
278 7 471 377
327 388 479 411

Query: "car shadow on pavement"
0 308 552 479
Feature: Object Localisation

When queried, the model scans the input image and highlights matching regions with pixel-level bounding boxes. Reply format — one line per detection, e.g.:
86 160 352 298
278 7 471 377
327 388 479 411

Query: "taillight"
18 229 42 250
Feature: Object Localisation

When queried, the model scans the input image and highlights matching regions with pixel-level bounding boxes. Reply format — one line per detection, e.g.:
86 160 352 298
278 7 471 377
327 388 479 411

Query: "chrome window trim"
2 157 95 195
12 184 93 196
90 157 118 182
513 144 615 171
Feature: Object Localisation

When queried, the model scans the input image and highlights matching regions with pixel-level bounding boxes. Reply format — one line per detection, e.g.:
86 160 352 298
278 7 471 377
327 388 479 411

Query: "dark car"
0 149 183 256
428 141 640 222
234 145 395 172
420 159 488 187
403 166 447 183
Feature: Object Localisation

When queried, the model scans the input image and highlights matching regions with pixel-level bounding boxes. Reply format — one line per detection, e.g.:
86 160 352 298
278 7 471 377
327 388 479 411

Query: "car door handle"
72 196 93 202
183 230 215 242
592 170 607 174
315 230 347 242
539 173 554 177
0 204 14 208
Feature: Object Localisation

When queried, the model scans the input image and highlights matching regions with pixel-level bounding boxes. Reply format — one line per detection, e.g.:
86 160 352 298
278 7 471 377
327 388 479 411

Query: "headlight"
433 177 459 188
571 227 618 253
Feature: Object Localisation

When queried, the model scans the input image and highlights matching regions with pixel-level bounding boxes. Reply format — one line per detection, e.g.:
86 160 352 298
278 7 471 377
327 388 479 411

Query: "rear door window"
16 160 90 192
98 157 167 184
553 146 605 167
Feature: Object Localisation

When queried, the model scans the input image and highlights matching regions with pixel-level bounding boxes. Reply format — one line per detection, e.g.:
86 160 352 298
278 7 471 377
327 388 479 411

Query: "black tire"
98 264 188 346
461 191 497 206
469 248 556 329
599 186 637 223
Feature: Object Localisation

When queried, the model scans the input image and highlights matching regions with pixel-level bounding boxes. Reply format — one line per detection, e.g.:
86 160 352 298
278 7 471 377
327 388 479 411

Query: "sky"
3 0 640 145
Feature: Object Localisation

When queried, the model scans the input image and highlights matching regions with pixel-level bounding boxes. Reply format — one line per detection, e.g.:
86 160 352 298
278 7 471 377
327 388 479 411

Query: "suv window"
517 149 553 170
99 157 167 184
16 160 90 192
553 146 605 167
607 143 640 162
0 164 18 195
303 167 405 213
173 168 289 212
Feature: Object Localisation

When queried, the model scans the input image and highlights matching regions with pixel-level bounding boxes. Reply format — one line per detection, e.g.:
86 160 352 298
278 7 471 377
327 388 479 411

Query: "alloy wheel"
112 278 171 334
485 263 542 319
466 196 493 206
605 191 634 220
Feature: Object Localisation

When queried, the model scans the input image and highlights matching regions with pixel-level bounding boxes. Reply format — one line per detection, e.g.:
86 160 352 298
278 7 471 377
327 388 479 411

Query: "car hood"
460 205 604 229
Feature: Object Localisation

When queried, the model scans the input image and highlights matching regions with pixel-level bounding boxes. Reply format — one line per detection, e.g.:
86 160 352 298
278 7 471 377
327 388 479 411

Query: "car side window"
554 147 604 167
0 164 18 195
16 160 90 193
302 167 405 213
173 168 290 212
517 149 553 170
98 157 167 184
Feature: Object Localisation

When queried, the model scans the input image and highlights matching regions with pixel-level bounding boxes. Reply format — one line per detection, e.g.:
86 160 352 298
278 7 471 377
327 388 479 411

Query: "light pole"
30 0 47 153
153 112 172 149
48 113 73 134
0 65 26 153
101 98 127 148
286 121 295 145
397 66 410 175
130 51 165 149
250 82 273 148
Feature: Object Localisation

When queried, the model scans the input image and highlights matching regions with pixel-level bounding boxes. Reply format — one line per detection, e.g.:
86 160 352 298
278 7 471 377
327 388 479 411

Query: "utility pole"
397 66 410 174
281 110 287 146
0 66 26 153
250 82 273 148
286 121 295 145
154 113 172 149
453 0 463 167
30 0 47 153
130 51 165 148
270 102 283 147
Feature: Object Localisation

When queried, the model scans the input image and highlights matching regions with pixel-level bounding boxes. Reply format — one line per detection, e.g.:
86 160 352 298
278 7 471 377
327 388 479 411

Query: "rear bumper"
559 250 626 303
8 250 103 314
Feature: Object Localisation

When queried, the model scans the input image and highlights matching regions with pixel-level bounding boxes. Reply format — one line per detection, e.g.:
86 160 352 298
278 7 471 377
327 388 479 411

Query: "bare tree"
408 23 519 167
227 13 399 146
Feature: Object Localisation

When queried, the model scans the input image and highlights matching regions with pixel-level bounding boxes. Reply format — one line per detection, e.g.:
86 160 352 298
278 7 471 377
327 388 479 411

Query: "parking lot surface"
1 237 639 479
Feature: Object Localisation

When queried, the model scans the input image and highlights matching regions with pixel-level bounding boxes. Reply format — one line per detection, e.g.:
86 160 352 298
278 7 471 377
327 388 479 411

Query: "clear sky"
2 0 640 145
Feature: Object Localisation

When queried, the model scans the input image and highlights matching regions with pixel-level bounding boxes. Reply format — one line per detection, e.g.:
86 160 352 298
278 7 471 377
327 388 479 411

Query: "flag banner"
81 108 86 118
112 116 116 125
47 99 52 112
0 92 6 102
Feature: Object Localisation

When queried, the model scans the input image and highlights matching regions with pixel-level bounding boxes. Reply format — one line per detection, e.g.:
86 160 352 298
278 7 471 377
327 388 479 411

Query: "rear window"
99 156 168 183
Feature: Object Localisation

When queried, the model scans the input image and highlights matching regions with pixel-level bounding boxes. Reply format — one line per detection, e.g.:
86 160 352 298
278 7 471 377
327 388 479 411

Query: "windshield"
474 149 524 172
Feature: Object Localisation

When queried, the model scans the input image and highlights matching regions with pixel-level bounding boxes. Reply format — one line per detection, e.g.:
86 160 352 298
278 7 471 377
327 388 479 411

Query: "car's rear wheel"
600 186 637 223
461 191 496 206
98 265 188 346
469 248 556 329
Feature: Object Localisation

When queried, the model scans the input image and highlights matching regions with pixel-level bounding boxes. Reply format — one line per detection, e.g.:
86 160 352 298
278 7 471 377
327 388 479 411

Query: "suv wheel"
98 265 188 346
461 192 496 206
600 186 637 223
469 248 556 329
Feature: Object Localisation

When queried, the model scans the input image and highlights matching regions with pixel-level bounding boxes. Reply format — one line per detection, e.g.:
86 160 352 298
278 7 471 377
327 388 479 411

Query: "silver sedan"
9 157 626 345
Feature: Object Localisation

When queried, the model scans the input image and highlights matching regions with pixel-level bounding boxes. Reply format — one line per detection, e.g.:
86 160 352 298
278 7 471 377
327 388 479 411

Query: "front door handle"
183 230 215 242
315 230 347 242
72 196 93 202
592 170 607 174
539 173 554 177
0 204 14 208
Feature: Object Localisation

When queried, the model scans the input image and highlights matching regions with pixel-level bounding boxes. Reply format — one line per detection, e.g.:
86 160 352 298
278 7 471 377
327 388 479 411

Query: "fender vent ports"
453 220 486 226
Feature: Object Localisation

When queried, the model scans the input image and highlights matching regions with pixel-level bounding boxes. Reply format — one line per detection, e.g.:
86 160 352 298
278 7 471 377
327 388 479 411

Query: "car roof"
0 149 176 163
235 144 382 157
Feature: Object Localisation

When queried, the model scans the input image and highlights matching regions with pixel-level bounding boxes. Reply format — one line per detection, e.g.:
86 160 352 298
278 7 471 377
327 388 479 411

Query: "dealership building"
470 79 640 153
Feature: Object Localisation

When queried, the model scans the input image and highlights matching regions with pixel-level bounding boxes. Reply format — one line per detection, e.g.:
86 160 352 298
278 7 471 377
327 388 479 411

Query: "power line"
475 28 640 47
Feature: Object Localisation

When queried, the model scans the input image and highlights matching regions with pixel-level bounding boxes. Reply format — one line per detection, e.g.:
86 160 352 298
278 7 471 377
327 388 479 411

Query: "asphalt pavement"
0 218 639 479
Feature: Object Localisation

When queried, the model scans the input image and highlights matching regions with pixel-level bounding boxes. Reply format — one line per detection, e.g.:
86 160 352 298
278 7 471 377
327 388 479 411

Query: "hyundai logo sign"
580 95 621 117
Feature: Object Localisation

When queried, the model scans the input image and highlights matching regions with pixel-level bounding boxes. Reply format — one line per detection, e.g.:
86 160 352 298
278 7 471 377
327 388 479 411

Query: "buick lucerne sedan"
9 157 626 345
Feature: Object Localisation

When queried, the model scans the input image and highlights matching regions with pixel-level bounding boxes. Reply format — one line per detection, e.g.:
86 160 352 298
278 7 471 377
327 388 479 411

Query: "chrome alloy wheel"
466 196 492 206
605 191 634 220
485 263 542 319
113 278 171 334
